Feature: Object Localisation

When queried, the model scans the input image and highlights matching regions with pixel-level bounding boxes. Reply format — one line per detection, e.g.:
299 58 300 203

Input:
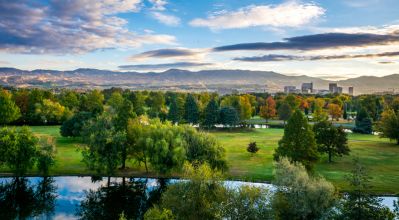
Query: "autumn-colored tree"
299 99 309 113
259 96 276 122
239 95 253 121
328 103 342 121
313 98 328 122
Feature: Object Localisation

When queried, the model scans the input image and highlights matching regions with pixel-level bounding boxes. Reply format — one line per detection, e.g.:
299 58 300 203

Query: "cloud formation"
214 32 399 51
129 48 204 60
119 62 212 70
149 0 168 11
151 12 181 26
234 51 399 62
190 2 324 30
0 0 176 54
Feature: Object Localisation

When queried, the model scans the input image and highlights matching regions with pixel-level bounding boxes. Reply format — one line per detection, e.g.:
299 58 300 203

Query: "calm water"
0 176 396 220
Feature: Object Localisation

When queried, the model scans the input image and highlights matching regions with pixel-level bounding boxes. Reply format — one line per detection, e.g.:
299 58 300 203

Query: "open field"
1 126 398 194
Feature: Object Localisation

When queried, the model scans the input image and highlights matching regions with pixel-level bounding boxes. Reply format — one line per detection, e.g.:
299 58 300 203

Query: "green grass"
1 126 399 194
213 128 399 194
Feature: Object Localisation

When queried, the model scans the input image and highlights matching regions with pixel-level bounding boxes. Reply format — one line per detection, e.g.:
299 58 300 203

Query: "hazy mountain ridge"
0 67 397 94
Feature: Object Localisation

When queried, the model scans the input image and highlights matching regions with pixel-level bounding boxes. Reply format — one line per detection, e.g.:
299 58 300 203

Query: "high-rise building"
284 86 297 94
301 82 313 93
348 87 354 96
329 83 338 93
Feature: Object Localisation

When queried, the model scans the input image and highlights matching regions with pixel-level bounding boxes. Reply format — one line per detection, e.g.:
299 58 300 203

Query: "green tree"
202 98 219 129
313 120 350 162
181 126 227 171
60 111 93 137
339 158 395 220
152 163 228 220
147 91 166 118
114 99 136 131
81 114 126 175
81 90 104 115
377 108 399 144
144 207 175 220
146 120 186 174
167 96 181 124
184 94 200 124
274 110 319 170
37 138 56 176
59 90 79 111
107 92 124 111
0 90 21 125
354 108 373 134
222 185 272 220
272 158 337 220
0 127 38 175
127 116 151 173
219 106 239 128
285 94 299 109
129 91 146 116
277 103 292 125
35 99 71 124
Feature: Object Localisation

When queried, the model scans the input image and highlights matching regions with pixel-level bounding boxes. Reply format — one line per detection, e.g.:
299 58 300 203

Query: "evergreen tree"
277 103 292 125
184 94 200 124
219 107 239 128
0 90 21 125
343 107 348 120
202 99 219 129
313 120 350 162
167 96 180 124
273 110 319 170
354 108 373 134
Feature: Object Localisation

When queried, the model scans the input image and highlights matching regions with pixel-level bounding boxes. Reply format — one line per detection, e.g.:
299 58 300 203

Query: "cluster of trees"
68 91 228 177
0 127 55 176
1 87 398 139
274 110 350 170
144 159 397 220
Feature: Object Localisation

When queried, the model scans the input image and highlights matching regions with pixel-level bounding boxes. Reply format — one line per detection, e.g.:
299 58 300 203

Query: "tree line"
1 87 399 142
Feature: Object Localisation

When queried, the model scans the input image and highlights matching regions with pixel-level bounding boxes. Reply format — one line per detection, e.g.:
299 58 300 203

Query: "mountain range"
0 67 398 94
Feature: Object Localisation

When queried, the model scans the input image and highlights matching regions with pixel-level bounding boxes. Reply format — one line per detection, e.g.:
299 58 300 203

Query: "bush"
247 142 259 154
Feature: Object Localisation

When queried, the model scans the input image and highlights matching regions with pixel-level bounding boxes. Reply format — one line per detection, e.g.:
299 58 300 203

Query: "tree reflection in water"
0 177 57 219
77 177 169 220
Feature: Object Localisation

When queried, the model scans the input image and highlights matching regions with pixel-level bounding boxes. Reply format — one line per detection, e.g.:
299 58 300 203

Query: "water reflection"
76 177 167 220
0 176 396 220
0 177 56 219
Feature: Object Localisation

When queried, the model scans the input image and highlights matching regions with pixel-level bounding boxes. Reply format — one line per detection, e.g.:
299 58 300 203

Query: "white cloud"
189 1 325 30
149 0 168 11
151 12 181 26
313 23 399 35
0 0 177 54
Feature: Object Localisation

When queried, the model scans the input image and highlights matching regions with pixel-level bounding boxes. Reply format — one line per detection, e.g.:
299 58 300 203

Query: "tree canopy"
274 110 319 170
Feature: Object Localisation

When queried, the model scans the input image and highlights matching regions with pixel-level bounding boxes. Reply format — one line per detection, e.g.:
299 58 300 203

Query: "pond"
0 176 396 219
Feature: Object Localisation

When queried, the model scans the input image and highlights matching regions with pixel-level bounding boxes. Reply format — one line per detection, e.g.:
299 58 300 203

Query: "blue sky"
1 0 399 79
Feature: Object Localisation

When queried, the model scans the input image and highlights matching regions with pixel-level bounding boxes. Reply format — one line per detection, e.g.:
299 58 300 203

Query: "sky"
1 0 399 79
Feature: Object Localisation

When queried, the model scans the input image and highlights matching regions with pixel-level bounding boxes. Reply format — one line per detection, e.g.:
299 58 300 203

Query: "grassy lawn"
1 126 398 194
